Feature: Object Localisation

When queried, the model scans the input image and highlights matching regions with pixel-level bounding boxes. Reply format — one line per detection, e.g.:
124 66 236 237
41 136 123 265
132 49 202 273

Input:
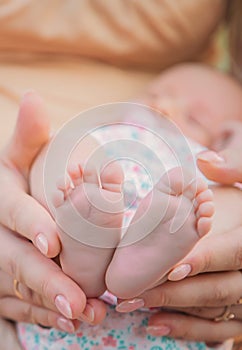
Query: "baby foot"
53 161 124 298
106 167 214 299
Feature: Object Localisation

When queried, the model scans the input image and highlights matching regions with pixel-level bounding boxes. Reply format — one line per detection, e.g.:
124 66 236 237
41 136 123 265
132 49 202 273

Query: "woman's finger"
139 271 242 308
147 311 242 341
2 91 50 174
0 225 107 325
197 121 242 184
82 298 107 325
0 186 60 258
0 224 89 320
197 150 242 184
0 267 63 313
0 91 61 257
4 272 106 325
168 228 242 280
0 297 78 333
0 270 14 297
167 304 242 321
0 270 54 311
0 267 107 328
0 270 78 332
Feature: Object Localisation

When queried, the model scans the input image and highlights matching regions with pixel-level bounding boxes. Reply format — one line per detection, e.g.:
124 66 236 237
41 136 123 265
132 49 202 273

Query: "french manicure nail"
78 304 95 323
55 295 72 319
35 233 48 255
116 298 145 313
57 317 75 333
197 151 224 164
168 264 191 281
146 325 171 336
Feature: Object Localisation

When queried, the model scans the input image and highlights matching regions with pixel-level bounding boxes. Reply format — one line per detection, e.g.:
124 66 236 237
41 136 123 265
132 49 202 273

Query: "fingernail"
57 317 75 333
78 304 95 323
146 325 171 336
116 298 145 313
168 264 191 281
197 151 224 163
35 233 48 255
55 295 72 319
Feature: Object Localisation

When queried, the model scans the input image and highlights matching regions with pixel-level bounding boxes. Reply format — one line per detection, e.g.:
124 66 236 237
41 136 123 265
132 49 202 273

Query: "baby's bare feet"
106 167 214 299
53 161 124 298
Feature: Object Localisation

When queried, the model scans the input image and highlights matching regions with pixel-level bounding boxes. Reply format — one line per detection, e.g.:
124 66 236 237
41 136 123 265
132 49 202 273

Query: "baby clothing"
18 305 208 350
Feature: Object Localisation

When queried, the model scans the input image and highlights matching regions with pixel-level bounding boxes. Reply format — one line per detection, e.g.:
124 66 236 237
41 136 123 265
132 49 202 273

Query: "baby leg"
54 161 124 298
106 167 214 299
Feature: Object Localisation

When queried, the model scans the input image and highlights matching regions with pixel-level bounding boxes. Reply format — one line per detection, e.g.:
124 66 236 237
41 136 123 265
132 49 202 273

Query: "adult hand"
0 223 106 330
197 121 242 184
141 270 242 342
0 91 59 257
0 233 80 333
116 121 242 341
0 92 107 328
116 229 242 342
141 121 242 342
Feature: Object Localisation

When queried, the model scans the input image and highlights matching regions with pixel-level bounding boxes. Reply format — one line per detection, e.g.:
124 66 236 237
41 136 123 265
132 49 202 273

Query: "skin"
197 121 242 184
29 114 125 298
19 83 242 341
141 122 242 342
30 124 213 300
25 81 242 343
117 65 242 342
0 92 107 331
138 63 242 148
1 66 242 341
106 168 213 299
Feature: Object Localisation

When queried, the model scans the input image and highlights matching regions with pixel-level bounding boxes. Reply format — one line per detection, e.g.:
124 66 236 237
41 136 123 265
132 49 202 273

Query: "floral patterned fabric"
18 305 208 350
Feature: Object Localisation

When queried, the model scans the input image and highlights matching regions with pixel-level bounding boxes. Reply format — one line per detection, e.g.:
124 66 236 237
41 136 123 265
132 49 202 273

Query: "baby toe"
195 189 214 208
83 163 100 185
68 163 83 187
52 189 65 208
56 176 72 200
183 177 208 201
100 160 124 193
196 201 215 219
197 216 212 237
156 167 191 196
195 177 209 194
